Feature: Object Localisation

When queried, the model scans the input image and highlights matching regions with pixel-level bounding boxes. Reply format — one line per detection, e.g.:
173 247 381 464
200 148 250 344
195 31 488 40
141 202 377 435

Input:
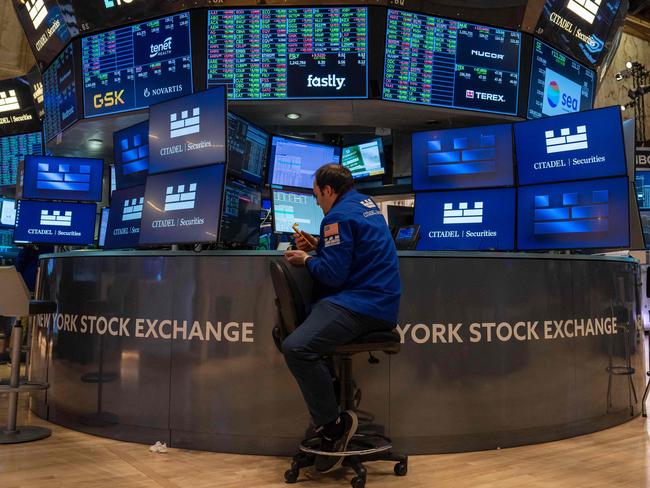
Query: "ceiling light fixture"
285 113 301 120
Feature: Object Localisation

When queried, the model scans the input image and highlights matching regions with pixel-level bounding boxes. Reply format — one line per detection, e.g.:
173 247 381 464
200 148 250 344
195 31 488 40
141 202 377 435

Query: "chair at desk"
270 260 408 488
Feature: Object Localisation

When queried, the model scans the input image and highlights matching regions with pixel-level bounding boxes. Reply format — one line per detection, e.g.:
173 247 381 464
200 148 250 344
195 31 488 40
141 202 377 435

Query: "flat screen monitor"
82 12 193 118
139 164 226 246
387 205 414 235
105 185 145 249
342 138 385 179
14 200 97 245
148 86 227 175
415 188 516 251
272 189 323 235
23 156 104 202
0 228 19 257
0 77 41 137
43 43 81 141
269 136 341 189
515 106 627 185
0 198 16 228
383 9 522 116
98 207 109 247
635 170 650 210
0 132 43 186
527 38 596 119
412 123 515 191
221 179 262 247
113 120 149 189
227 113 269 185
207 7 368 99
640 210 650 249
517 176 629 250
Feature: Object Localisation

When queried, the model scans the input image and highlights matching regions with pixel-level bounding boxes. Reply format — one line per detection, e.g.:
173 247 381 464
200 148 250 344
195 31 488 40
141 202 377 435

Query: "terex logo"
150 37 172 59
471 50 505 60
307 74 345 91
465 91 505 103
104 0 135 8
93 90 125 109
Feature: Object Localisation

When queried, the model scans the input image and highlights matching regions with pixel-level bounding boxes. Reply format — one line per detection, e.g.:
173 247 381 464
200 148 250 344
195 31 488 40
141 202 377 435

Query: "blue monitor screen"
207 8 368 99
82 12 193 118
105 185 145 249
515 106 626 185
23 156 104 202
227 113 269 185
415 188 516 251
221 179 262 246
113 120 149 189
412 124 514 191
342 138 385 179
0 132 42 186
149 86 227 175
527 39 596 119
269 136 341 189
397 227 416 240
635 171 650 210
139 164 225 245
517 177 629 250
98 207 109 247
0 198 15 228
272 189 324 235
14 200 97 245
383 9 522 116
43 43 80 141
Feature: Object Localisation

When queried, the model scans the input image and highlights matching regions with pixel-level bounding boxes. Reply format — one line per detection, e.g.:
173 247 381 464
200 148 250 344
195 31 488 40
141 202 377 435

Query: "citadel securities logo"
170 107 200 138
307 74 346 91
93 90 125 109
471 50 505 60
545 125 588 154
443 202 484 224
25 0 48 30
567 0 601 24
0 91 20 113
150 37 172 59
164 184 197 211
122 197 144 221
40 210 71 227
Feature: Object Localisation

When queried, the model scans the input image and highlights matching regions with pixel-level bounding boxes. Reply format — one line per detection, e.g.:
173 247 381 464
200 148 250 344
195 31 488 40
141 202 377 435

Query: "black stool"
0 267 56 443
270 260 408 488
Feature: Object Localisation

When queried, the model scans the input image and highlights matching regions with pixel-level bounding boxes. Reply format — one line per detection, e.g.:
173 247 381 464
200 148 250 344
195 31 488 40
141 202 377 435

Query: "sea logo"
0 90 20 113
443 202 484 225
164 183 197 211
542 68 582 116
546 81 561 108
170 107 200 139
122 197 144 221
119 134 148 176
544 126 588 154
534 190 608 235
566 0 601 25
36 162 91 192
150 37 172 59
26 0 48 30
40 210 72 227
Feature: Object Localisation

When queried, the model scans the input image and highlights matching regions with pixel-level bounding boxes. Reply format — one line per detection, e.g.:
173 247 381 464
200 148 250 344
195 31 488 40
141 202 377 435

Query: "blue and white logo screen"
104 185 145 249
139 164 225 245
14 200 96 245
517 177 629 250
23 155 104 201
412 124 514 191
113 120 149 189
414 188 516 251
515 106 626 185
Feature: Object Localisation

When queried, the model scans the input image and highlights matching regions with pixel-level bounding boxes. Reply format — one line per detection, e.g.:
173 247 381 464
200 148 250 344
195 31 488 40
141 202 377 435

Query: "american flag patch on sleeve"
323 223 341 247
324 223 339 237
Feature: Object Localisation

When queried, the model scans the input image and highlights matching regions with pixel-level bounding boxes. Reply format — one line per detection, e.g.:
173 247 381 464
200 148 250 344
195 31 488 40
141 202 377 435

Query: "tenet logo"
93 90 125 109
26 0 48 30
104 0 135 8
471 50 505 60
307 74 345 91
150 37 172 59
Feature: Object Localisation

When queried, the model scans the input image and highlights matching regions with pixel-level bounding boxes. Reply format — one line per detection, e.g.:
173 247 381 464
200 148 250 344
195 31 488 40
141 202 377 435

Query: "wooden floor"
2 366 650 488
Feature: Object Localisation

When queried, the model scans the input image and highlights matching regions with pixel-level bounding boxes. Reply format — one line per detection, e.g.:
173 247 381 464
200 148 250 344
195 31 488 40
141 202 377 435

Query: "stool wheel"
394 461 408 476
351 475 366 488
284 468 298 484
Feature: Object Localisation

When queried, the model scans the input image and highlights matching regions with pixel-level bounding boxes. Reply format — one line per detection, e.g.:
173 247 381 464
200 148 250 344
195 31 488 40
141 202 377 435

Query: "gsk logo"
93 90 125 109
104 0 134 8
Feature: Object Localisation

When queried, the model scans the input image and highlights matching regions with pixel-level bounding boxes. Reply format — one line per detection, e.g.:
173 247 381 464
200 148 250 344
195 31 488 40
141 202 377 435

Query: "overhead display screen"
221 179 262 246
113 120 149 189
139 164 226 245
0 198 16 227
98 207 109 248
412 123 514 191
272 189 323 235
527 39 596 119
149 86 226 175
415 188 516 251
383 9 522 116
342 138 385 179
0 132 43 186
535 0 624 66
635 171 650 210
269 136 341 189
517 176 629 250
23 156 104 202
104 185 145 249
515 106 626 185
227 113 269 185
0 77 41 137
14 199 97 246
207 7 368 99
43 43 81 142
82 12 193 118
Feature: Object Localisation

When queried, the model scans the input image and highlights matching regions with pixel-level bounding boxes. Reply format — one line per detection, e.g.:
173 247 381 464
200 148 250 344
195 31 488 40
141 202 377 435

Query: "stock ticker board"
43 43 81 141
82 12 193 117
0 132 43 186
206 7 368 99
383 9 521 116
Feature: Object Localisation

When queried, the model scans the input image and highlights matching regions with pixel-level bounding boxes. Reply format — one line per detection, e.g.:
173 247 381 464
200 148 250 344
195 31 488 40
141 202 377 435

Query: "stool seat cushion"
333 329 401 355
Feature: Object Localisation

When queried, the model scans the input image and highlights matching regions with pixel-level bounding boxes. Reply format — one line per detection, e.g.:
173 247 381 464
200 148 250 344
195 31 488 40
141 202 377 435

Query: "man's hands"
293 230 318 252
284 250 312 267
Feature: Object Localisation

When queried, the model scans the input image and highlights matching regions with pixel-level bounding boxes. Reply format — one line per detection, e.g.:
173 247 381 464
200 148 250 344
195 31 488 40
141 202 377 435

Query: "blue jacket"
306 189 401 323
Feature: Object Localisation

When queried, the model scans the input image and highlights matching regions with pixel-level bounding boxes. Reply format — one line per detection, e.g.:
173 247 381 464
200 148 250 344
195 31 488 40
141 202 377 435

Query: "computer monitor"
386 205 414 236
98 207 109 247
113 120 149 189
23 155 104 202
0 198 16 228
221 179 262 247
395 225 420 250
227 113 269 185
635 171 650 210
14 200 97 245
342 138 385 179
268 136 341 189
272 189 323 235
105 185 145 250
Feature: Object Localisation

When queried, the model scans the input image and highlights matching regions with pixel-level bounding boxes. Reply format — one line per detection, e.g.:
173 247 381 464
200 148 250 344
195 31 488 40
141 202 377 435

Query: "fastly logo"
26 0 48 30
93 90 125 109
443 202 484 225
307 74 345 90
104 0 134 8
150 37 172 59
170 107 200 138
164 184 197 211
0 90 20 113
40 210 72 227
566 0 601 24
471 50 505 60
544 126 588 154
122 197 144 221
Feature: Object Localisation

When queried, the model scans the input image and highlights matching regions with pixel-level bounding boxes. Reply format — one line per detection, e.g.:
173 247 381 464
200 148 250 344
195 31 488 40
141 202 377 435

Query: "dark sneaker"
314 410 358 473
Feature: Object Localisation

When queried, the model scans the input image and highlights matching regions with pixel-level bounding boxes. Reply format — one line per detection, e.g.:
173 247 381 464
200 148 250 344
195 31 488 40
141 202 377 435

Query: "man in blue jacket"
283 164 401 472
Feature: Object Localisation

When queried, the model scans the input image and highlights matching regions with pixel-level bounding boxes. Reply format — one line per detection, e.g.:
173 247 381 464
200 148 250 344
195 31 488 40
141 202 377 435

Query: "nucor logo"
471 50 505 60
150 37 172 58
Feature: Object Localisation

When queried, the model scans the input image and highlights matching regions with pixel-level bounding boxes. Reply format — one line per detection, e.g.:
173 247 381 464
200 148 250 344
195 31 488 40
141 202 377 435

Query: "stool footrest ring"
0 381 48 393
299 433 392 457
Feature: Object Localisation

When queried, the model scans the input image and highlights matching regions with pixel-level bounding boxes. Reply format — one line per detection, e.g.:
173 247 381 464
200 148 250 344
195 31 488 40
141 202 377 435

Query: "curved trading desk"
28 251 645 455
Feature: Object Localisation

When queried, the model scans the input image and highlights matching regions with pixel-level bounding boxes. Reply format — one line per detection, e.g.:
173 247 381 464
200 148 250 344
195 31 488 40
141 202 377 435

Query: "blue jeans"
281 300 394 427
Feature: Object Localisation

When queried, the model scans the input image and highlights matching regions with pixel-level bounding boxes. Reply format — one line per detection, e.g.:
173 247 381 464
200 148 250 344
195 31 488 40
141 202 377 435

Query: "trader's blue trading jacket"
306 189 401 324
